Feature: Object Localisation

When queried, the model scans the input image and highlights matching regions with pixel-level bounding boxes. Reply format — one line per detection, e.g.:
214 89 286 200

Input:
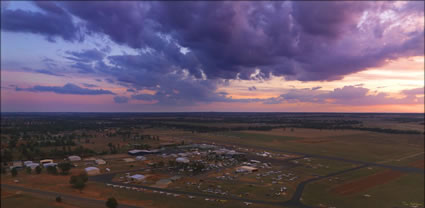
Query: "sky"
1 1 424 113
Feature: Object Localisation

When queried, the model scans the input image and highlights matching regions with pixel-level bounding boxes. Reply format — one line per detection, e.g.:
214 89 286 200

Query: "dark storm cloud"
1 1 80 42
15 83 114 95
291 2 367 38
4 2 423 82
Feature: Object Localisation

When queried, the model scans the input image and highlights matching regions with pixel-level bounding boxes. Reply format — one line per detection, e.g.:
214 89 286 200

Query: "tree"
11 168 18 177
26 167 32 174
56 196 62 203
2 149 13 162
106 197 118 208
47 166 58 175
35 166 42 174
58 162 72 175
70 172 88 193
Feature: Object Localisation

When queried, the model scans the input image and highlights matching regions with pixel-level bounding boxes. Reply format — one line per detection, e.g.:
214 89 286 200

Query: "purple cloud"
2 2 423 106
15 83 114 95
265 86 424 106
248 86 257 91
1 2 80 42
113 96 129 104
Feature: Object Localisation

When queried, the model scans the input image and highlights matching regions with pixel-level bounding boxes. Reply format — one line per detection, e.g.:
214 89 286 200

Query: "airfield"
1 113 424 208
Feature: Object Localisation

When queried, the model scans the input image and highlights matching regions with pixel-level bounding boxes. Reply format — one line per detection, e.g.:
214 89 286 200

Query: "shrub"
11 168 18 177
106 197 118 208
35 166 42 174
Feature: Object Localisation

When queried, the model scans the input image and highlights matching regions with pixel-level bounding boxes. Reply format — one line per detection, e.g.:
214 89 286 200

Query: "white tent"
85 167 100 176
176 157 190 164
136 156 146 161
95 159 106 165
129 174 145 181
236 166 258 173
26 163 39 170
43 163 57 168
68 155 81 161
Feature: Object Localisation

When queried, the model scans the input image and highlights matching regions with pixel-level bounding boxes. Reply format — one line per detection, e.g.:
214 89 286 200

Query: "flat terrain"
1 112 424 208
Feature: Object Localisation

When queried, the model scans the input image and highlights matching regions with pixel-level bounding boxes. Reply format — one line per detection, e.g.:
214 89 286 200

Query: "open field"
1 112 424 207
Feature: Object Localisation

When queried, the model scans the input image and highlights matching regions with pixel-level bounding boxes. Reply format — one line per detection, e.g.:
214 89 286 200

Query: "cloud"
2 2 424 107
33 69 64 77
248 86 257 91
5 2 422 82
58 1 423 82
113 96 129 104
1 2 80 42
264 86 424 106
15 83 114 95
65 49 105 63
82 83 98 88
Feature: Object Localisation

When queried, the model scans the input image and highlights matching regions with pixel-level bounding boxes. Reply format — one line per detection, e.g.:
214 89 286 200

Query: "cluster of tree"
69 172 88 192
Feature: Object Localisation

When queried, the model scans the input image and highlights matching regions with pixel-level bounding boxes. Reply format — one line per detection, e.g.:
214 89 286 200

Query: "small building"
26 163 40 170
68 155 81 162
123 158 136 163
236 166 258 173
95 159 106 165
40 159 54 165
135 156 146 161
83 157 96 161
10 161 23 170
43 163 57 168
23 161 33 166
128 149 160 156
85 167 100 176
128 174 145 181
176 157 190 164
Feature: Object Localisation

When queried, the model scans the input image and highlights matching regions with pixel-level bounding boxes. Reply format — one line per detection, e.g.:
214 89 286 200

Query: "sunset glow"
1 1 424 112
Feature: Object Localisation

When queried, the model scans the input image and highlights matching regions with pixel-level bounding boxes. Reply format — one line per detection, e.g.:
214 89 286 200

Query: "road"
282 164 369 208
1 184 142 208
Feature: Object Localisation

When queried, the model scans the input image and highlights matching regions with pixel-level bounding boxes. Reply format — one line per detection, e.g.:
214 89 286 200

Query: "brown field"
331 159 423 196
293 139 333 144
332 170 404 195
410 159 424 169
242 128 366 139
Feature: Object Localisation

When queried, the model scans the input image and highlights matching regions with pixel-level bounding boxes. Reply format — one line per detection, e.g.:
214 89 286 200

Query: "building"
95 159 106 165
43 163 57 168
128 174 145 181
26 163 40 170
236 166 258 173
85 167 100 176
176 157 190 164
40 159 54 165
123 158 136 163
128 149 160 156
10 161 23 170
68 155 81 161
23 161 33 166
135 156 146 161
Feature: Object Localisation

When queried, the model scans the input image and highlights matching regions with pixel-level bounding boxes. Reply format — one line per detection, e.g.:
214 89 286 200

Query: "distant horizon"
2 111 424 114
